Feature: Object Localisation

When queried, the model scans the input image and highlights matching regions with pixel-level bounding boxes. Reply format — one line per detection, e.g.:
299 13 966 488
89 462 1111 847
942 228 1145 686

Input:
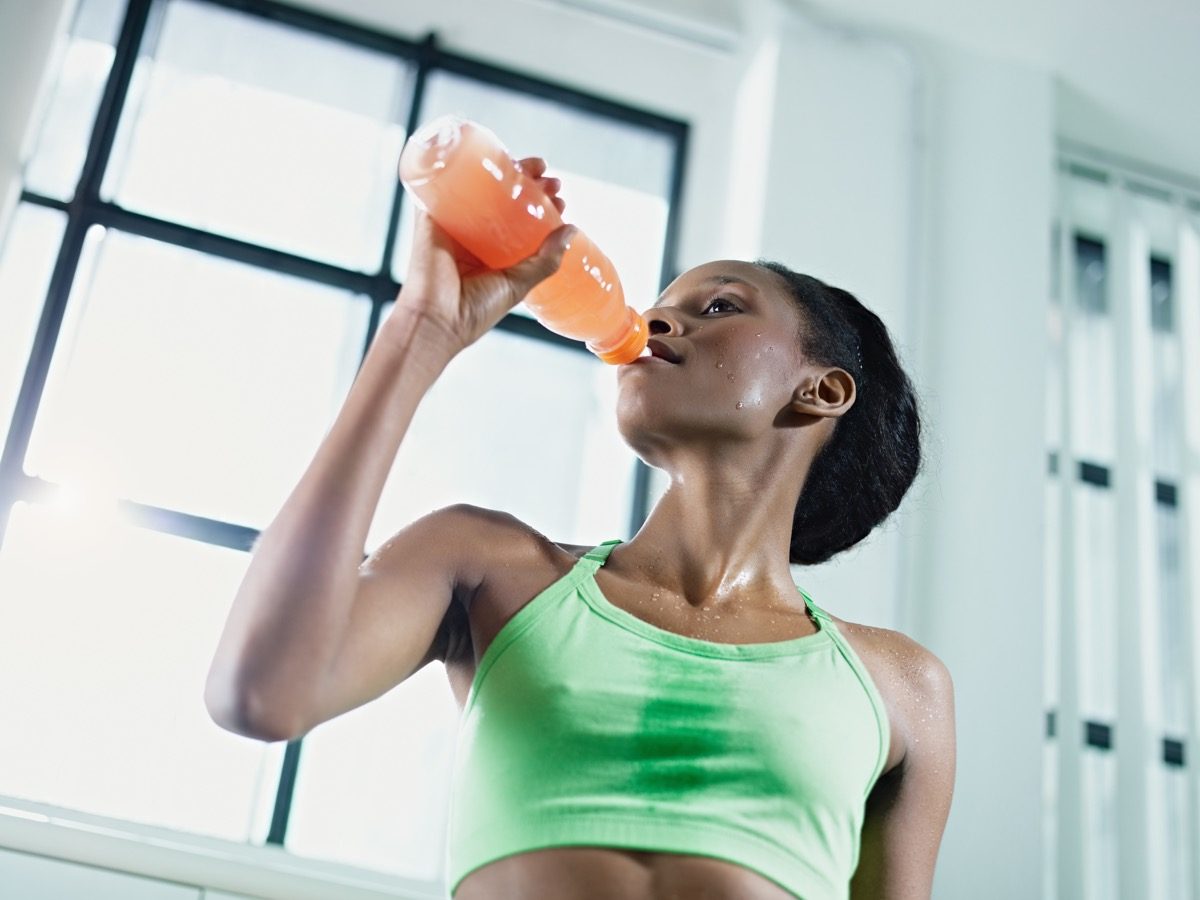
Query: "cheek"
726 339 796 408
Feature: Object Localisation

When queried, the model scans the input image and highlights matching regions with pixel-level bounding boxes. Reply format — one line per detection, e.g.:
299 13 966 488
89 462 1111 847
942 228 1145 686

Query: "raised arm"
204 165 573 742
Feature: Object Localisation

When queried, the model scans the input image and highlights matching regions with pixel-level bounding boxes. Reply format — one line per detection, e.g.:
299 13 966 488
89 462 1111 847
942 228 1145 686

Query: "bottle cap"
588 312 649 365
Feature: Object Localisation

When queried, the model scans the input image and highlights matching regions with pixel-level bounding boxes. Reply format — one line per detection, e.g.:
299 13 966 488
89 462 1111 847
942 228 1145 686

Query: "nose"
645 307 681 336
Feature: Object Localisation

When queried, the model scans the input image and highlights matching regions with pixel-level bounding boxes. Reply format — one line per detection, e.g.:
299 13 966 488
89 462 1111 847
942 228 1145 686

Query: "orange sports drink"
398 115 648 365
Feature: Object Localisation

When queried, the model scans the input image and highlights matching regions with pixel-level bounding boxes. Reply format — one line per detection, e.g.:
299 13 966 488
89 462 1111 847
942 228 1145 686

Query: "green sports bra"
444 540 891 899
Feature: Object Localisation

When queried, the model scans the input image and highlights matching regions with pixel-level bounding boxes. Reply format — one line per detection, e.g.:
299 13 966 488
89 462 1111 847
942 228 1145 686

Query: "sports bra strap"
797 587 827 621
581 539 623 565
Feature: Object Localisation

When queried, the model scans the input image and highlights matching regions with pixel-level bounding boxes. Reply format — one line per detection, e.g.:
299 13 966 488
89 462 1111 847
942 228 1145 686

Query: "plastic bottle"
398 115 648 365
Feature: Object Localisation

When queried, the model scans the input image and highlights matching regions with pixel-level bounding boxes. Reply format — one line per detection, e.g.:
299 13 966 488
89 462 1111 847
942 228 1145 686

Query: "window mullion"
74 0 153 208
1110 181 1167 899
1054 164 1087 900
1172 199 1200 900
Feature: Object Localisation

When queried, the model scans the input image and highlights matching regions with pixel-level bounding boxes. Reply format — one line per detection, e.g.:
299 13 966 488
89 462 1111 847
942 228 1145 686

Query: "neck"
613 448 809 611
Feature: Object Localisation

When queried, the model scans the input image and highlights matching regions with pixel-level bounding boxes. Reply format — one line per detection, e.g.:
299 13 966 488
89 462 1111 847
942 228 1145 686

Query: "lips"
645 338 682 363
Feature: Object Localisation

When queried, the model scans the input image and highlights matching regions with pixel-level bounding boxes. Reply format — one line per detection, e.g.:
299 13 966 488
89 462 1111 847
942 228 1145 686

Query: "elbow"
204 675 300 743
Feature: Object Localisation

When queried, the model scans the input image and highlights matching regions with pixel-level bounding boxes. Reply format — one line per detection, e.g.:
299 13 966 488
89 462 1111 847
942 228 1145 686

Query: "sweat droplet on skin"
735 401 744 409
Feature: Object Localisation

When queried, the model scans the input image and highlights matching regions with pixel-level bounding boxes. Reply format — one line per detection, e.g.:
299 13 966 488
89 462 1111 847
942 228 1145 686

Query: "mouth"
643 338 682 364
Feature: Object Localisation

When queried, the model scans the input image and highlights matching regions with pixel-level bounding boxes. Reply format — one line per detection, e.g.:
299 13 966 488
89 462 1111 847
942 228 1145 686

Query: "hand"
392 156 574 355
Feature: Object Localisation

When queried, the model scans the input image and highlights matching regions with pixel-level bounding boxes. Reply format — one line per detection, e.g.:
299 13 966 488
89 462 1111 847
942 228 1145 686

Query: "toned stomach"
453 846 799 899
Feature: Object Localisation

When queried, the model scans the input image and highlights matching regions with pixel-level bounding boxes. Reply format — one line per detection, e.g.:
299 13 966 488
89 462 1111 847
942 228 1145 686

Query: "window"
0 0 687 889
1046 156 1199 900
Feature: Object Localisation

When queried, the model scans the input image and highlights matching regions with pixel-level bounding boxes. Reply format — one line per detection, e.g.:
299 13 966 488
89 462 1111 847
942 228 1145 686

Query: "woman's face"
615 260 814 457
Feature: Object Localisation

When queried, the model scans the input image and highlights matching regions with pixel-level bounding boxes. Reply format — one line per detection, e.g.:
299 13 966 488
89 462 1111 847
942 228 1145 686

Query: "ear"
789 367 856 419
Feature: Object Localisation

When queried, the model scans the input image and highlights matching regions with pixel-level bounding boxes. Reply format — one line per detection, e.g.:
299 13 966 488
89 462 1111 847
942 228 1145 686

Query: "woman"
205 158 956 900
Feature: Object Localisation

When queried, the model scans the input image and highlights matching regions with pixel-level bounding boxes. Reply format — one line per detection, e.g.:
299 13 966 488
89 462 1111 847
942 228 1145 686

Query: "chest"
449 559 908 775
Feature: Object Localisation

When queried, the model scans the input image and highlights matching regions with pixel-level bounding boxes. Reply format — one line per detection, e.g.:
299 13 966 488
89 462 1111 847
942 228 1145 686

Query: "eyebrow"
653 275 756 307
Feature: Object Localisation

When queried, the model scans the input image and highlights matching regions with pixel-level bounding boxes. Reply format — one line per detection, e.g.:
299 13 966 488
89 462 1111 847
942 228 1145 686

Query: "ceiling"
558 0 1200 187
789 0 1200 188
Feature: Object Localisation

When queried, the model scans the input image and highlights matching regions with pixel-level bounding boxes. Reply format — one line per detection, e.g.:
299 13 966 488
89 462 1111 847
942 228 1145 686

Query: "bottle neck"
588 307 648 365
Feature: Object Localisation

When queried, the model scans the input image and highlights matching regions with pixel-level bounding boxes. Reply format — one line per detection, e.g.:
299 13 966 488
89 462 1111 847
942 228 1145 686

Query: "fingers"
540 176 564 213
504 223 577 295
410 208 440 249
517 156 546 177
413 208 454 252
517 156 566 214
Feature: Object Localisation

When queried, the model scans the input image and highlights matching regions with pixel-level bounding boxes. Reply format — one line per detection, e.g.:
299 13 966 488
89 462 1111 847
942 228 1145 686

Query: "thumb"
504 224 576 299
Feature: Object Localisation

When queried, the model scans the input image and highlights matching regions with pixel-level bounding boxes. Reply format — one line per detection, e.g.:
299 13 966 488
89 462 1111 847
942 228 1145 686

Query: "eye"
702 296 740 314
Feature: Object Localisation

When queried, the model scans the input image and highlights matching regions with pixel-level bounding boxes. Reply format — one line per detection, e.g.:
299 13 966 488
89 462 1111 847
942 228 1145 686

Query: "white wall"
904 39 1053 900
0 0 1060 898
0 0 74 237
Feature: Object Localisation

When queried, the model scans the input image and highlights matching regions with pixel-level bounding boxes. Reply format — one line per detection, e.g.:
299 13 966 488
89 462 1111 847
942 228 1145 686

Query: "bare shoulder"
427 504 606 649
429 503 580 595
821 611 955 772
880 627 954 711
428 506 600 705
826 611 952 690
844 623 957 897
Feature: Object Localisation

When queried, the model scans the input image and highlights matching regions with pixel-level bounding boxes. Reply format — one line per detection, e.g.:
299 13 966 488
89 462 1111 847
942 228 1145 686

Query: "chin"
615 406 666 460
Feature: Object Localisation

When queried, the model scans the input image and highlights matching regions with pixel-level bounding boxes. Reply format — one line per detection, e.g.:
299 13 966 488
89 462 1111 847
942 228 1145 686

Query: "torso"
442 534 912 900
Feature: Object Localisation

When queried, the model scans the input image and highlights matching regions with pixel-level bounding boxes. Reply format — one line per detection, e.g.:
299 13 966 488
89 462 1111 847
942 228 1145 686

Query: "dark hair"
754 261 924 566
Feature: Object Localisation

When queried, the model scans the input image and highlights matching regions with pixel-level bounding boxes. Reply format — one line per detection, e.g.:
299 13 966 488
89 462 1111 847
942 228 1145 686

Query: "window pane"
393 72 675 315
1150 258 1181 481
1044 475 1061 710
23 228 369 527
1163 765 1191 900
1073 481 1117 721
1149 257 1173 333
1081 750 1119 900
286 663 458 885
367 306 636 552
0 204 66 451
1156 503 1186 734
1070 236 1115 464
101 0 413 272
0 500 282 843
21 0 125 199
1042 741 1058 900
